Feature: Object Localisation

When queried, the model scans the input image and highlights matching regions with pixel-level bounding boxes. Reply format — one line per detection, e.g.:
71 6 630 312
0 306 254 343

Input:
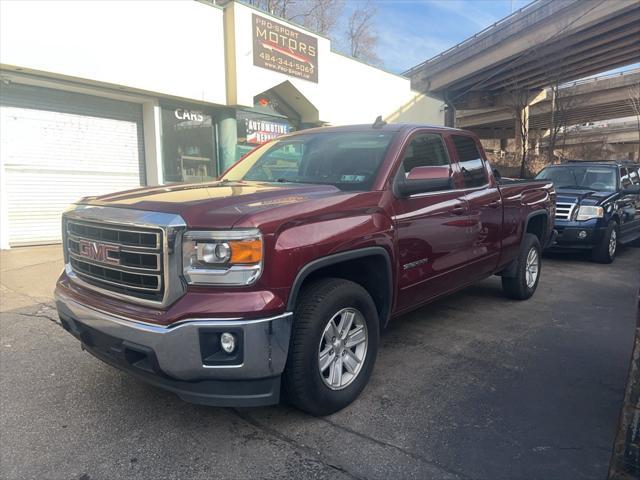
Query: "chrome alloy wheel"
525 248 539 289
609 229 617 258
318 307 368 390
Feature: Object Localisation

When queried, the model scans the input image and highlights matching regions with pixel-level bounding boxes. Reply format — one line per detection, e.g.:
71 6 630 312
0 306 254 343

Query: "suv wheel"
283 278 379 416
592 221 618 264
502 233 541 300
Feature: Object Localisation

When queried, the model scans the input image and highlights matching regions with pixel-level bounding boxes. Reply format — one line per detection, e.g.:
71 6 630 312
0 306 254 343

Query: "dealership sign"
252 14 318 83
174 108 205 122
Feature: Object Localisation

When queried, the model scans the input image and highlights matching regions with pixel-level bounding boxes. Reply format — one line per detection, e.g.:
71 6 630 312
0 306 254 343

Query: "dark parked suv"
536 160 640 263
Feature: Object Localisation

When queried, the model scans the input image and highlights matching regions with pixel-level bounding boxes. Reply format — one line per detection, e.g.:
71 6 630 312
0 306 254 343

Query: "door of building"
1 84 145 246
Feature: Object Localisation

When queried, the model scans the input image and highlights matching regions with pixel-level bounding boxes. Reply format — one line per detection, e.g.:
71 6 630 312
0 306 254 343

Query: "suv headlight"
182 230 263 285
575 206 604 221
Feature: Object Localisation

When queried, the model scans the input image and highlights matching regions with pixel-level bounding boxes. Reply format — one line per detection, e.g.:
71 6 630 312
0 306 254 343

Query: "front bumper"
55 289 293 407
549 222 607 250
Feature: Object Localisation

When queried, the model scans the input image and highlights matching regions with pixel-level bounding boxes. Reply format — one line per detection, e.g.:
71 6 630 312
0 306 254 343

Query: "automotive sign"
252 14 318 83
237 111 291 145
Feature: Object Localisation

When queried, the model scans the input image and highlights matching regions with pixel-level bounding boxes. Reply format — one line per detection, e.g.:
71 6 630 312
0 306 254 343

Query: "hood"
556 188 616 206
79 180 360 229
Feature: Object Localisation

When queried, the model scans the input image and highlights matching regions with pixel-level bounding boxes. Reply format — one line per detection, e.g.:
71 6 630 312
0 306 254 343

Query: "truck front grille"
66 220 164 302
555 202 576 221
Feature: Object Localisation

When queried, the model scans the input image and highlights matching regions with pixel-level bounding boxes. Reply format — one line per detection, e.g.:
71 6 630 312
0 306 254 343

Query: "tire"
591 221 618 264
283 278 379 416
502 233 542 300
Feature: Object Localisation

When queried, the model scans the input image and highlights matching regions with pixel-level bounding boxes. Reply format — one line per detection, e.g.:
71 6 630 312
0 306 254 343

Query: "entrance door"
392 131 471 312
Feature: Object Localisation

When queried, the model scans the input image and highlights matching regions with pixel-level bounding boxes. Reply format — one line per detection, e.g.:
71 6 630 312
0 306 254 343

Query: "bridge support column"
445 104 456 127
444 91 456 128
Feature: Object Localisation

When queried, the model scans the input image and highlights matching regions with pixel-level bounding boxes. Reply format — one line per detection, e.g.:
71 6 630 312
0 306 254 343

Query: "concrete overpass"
405 0 640 111
457 69 640 138
539 121 640 161
542 121 640 146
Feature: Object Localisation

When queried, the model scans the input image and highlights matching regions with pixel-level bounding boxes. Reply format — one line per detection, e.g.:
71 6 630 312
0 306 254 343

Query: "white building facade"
0 0 444 248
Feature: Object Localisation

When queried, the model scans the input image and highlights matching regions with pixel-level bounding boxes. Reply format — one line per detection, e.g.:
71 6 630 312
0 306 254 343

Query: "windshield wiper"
273 178 334 185
254 176 337 186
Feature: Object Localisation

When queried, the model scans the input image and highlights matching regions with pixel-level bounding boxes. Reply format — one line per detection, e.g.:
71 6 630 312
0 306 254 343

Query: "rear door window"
452 135 487 188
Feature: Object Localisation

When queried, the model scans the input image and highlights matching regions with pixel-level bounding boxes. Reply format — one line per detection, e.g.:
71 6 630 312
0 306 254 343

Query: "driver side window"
621 168 632 188
401 133 450 177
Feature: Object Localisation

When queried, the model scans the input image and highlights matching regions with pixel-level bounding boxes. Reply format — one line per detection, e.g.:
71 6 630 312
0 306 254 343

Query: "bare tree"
244 0 344 37
346 0 380 64
628 82 640 161
526 40 578 164
545 79 580 163
503 70 531 177
294 0 345 36
244 0 296 18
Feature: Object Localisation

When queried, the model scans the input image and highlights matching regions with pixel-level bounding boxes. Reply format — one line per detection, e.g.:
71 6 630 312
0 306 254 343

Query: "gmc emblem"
77 240 120 265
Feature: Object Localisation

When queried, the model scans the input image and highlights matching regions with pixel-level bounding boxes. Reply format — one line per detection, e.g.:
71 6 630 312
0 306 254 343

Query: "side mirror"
396 166 452 197
622 185 640 195
492 168 502 181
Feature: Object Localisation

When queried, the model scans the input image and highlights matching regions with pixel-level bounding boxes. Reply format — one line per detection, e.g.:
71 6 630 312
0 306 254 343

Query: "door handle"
488 200 502 208
452 206 466 215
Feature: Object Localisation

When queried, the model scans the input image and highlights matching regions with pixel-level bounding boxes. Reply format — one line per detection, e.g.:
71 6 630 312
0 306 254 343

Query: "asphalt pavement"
1 245 638 480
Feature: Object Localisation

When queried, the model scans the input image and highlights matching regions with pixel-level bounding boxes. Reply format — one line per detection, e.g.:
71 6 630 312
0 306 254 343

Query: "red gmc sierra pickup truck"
55 123 556 415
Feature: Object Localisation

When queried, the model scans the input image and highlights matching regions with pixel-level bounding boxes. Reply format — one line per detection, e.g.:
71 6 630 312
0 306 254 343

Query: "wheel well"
526 213 547 243
289 253 392 330
499 213 548 279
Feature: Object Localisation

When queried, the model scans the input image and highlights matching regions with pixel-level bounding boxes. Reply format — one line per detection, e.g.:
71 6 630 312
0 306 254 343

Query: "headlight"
182 230 263 285
575 206 604 221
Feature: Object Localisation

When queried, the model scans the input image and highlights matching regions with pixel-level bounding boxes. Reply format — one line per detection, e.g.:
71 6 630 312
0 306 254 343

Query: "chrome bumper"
55 290 293 382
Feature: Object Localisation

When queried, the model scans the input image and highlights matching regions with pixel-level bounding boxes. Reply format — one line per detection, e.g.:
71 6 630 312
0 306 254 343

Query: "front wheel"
283 278 379 416
591 221 618 264
502 233 542 300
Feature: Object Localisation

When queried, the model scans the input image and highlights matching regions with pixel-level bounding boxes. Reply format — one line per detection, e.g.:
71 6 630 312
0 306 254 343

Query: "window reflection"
452 135 488 188
161 107 216 183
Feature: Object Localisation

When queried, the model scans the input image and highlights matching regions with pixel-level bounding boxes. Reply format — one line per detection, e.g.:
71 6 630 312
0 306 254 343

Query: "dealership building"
0 0 443 248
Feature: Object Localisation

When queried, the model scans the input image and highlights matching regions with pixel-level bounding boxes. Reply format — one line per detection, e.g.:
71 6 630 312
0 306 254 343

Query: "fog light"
220 332 236 353
578 230 587 240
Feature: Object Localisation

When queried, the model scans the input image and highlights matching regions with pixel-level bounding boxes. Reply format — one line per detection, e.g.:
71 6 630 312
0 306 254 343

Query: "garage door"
1 85 145 246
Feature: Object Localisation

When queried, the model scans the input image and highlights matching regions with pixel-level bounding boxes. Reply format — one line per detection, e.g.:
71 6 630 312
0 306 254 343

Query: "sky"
355 0 533 73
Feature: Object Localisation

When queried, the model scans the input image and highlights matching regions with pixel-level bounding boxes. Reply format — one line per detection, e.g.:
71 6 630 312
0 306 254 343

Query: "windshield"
221 131 396 191
535 165 617 192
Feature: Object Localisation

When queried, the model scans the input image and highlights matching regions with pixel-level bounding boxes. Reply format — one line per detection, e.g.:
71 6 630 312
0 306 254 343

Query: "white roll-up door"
1 84 145 246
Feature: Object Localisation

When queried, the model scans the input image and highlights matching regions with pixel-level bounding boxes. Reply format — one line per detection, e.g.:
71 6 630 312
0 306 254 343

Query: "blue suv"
535 161 640 263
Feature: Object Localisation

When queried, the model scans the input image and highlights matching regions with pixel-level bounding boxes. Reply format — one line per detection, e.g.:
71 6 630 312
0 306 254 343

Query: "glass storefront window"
161 107 217 183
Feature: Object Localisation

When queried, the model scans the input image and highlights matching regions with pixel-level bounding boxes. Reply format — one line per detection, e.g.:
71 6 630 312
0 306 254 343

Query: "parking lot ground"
1 245 639 480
